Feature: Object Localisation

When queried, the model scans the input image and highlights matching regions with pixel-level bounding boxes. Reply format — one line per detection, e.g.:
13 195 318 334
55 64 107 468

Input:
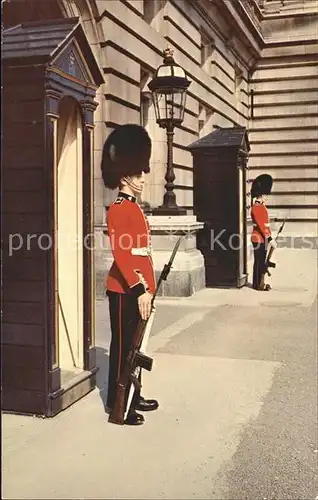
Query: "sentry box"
2 19 104 416
188 127 250 289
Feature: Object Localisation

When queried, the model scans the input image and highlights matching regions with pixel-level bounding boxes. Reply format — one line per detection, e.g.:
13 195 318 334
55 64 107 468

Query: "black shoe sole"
125 420 144 426
124 417 145 426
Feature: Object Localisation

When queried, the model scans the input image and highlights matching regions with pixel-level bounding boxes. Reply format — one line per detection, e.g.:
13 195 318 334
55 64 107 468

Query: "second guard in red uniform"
101 124 158 426
250 174 277 290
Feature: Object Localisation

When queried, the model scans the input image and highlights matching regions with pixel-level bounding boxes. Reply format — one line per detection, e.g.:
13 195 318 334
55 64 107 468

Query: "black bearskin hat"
101 124 152 189
251 174 273 199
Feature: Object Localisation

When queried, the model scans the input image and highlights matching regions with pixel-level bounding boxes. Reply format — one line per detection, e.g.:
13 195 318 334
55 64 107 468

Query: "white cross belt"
131 247 152 256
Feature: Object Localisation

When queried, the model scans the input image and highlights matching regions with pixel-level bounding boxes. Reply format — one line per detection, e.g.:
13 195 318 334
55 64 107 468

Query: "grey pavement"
2 248 318 500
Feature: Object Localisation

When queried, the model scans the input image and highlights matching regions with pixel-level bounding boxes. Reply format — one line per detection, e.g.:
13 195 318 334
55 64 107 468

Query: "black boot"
125 409 145 426
135 396 159 412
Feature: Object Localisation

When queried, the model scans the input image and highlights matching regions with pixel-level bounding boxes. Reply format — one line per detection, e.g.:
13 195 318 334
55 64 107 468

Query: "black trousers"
106 291 142 413
252 242 266 289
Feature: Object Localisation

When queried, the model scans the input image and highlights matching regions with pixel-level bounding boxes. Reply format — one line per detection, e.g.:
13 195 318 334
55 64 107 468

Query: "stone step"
248 216 317 237
262 0 313 11
247 231 317 249
253 64 318 81
253 102 317 117
266 206 318 219
256 52 318 69
261 46 318 59
249 127 317 142
269 221 318 237
279 1 318 13
248 155 318 168
270 179 318 191
275 235 318 249
264 36 318 47
269 193 318 205
253 90 318 105
250 141 318 154
263 27 318 44
250 114 318 129
247 215 317 239
261 0 282 10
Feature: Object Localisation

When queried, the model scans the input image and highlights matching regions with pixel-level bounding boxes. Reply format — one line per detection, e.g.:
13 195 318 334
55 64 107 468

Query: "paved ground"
2 248 318 500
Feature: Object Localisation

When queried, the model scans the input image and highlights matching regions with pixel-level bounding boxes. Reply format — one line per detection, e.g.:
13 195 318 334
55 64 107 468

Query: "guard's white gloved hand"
138 292 153 320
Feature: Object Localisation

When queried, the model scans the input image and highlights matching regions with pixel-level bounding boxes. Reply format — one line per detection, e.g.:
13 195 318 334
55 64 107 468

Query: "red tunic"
251 200 272 244
105 192 156 296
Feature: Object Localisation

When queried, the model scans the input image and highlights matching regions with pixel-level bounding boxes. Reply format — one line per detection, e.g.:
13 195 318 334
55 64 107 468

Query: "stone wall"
91 0 260 221
249 4 318 235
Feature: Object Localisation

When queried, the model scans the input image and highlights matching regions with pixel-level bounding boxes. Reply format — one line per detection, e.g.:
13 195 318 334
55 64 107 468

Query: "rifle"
259 219 286 290
108 237 182 425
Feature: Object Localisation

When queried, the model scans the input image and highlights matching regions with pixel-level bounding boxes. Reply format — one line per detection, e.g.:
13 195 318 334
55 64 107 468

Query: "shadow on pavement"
95 346 110 412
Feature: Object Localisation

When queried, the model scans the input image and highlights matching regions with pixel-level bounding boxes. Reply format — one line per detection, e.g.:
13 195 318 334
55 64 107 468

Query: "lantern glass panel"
165 92 174 121
181 91 187 121
151 85 188 125
153 91 160 122
157 65 172 77
173 66 186 78
173 90 183 121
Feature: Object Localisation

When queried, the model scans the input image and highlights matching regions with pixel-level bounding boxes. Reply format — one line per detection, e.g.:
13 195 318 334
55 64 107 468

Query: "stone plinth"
94 215 205 298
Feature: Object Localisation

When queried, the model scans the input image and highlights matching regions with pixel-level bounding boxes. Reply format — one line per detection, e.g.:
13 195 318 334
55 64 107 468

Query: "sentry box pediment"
3 18 103 86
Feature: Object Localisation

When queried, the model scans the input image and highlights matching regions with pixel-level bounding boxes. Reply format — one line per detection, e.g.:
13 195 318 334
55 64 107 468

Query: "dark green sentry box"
188 127 250 288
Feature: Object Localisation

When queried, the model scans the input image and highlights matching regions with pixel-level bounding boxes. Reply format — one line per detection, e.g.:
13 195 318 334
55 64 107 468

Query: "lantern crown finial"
163 47 174 64
148 45 191 129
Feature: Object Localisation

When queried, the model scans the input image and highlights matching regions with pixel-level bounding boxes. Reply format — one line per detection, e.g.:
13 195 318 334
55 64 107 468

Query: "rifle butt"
135 351 153 372
108 384 126 425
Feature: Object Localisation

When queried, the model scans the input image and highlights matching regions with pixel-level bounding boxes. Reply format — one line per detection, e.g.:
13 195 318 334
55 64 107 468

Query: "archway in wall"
57 96 84 383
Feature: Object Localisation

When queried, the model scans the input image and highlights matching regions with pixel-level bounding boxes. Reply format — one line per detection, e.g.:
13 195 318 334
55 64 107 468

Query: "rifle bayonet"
278 219 286 233
154 237 182 299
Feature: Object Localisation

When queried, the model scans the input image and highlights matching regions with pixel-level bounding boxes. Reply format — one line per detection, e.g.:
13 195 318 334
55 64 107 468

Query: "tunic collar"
118 191 136 203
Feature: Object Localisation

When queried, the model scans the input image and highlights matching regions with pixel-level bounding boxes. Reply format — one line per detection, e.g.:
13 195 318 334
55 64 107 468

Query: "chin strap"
123 176 143 194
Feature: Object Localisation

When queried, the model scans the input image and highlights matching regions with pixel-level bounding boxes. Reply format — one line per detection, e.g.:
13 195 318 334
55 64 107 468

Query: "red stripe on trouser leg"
117 294 122 380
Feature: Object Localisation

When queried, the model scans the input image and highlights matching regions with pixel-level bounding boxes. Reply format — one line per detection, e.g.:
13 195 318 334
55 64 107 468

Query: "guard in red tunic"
250 174 277 290
101 124 158 426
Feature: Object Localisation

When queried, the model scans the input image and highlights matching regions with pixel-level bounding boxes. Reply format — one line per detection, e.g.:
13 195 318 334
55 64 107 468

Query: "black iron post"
153 122 186 215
